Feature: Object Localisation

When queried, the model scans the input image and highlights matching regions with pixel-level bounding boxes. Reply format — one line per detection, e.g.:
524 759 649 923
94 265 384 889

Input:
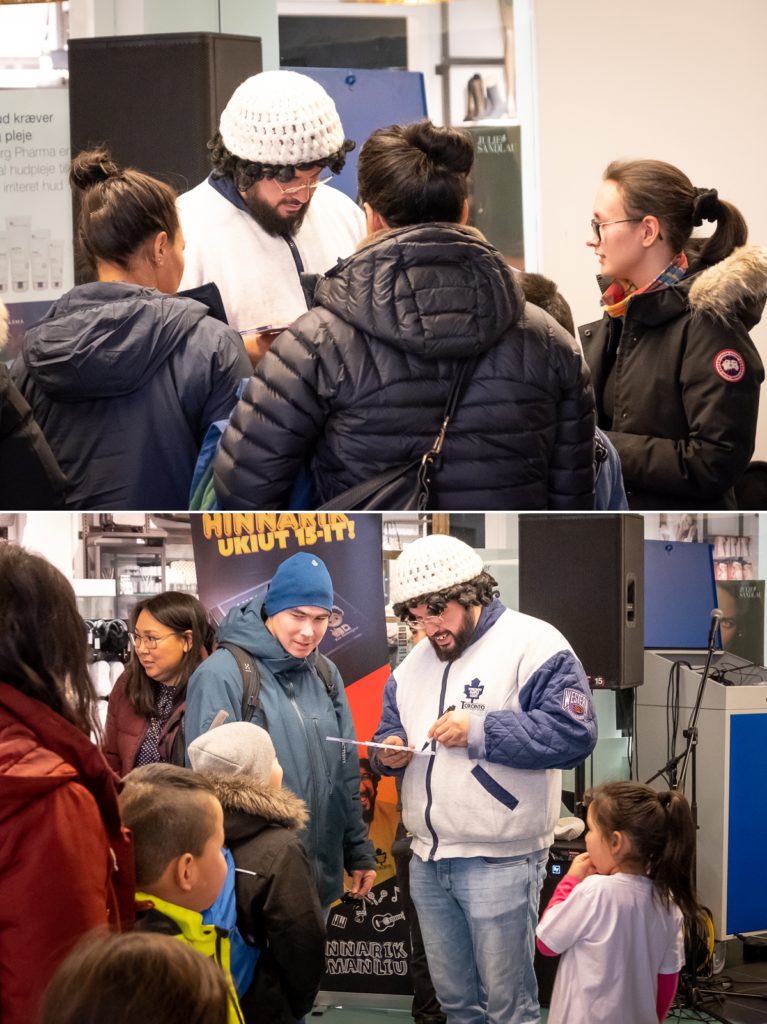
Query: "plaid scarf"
601 251 688 319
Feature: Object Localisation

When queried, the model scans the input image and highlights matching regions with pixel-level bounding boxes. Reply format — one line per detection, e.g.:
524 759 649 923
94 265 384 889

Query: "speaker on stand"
519 513 645 812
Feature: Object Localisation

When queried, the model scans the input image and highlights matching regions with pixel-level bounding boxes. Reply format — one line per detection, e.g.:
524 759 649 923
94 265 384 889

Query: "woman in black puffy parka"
214 120 595 511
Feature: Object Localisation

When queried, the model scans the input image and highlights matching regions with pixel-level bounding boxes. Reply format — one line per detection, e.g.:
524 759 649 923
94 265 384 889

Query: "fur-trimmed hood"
688 244 767 324
203 772 309 834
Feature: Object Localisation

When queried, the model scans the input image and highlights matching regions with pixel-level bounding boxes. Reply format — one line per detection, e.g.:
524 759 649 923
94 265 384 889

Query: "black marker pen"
421 705 456 752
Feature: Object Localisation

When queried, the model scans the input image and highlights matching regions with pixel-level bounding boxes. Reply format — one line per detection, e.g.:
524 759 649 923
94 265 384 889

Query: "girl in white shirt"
536 781 702 1024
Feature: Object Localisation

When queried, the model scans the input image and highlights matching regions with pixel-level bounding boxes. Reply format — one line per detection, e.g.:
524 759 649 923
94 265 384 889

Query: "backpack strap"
217 641 262 723
219 642 338 721
312 650 338 701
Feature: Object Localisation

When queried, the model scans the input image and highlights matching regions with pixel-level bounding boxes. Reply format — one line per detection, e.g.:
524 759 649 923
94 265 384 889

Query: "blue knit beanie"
264 552 334 616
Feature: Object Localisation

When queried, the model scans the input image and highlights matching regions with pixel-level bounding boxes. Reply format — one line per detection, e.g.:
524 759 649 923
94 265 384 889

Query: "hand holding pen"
421 705 456 750
424 705 471 749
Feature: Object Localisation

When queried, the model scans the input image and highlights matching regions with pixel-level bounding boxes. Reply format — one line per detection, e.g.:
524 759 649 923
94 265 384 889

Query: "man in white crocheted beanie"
177 70 365 337
370 531 597 1024
388 533 490 662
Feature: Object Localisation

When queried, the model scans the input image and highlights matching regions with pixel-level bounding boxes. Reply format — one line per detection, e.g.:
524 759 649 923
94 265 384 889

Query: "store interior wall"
533 0 767 462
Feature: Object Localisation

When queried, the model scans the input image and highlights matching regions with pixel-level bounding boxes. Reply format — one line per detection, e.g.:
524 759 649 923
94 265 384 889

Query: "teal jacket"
184 598 375 905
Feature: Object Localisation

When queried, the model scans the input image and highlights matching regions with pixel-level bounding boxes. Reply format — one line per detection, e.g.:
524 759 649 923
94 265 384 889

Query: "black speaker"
518 514 644 689
68 32 262 191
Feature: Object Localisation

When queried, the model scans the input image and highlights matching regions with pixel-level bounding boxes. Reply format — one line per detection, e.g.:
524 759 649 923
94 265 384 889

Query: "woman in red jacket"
0 543 135 1024
103 591 212 775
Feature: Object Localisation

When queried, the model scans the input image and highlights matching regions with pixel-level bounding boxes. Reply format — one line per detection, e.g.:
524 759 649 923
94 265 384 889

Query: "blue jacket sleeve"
469 650 597 770
369 672 408 777
183 650 244 765
330 666 376 872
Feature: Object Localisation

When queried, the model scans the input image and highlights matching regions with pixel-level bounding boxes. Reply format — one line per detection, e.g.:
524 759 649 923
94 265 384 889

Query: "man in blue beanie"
184 552 376 910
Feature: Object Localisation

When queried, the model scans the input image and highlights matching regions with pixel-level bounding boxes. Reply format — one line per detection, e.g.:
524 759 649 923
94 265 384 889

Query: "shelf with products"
81 514 197 620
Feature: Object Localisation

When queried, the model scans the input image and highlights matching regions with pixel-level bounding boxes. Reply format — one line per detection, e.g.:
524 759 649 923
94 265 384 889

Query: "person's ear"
181 629 193 653
175 852 195 892
364 202 389 235
641 215 663 248
458 198 470 226
151 231 169 265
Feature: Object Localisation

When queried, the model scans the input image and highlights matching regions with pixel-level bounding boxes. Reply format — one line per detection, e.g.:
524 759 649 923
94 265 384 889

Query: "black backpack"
168 645 338 765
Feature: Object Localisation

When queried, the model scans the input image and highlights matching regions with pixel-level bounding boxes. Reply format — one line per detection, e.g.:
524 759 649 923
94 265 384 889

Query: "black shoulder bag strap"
417 358 478 510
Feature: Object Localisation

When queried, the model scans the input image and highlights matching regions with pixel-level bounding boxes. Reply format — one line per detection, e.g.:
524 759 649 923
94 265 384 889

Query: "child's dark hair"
393 570 499 620
70 146 179 275
586 781 702 924
39 931 230 1024
358 119 474 228
123 591 213 716
119 764 219 887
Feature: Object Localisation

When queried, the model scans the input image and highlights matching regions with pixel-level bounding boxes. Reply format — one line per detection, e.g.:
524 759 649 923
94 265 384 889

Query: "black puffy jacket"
13 282 251 509
580 245 767 510
215 223 595 510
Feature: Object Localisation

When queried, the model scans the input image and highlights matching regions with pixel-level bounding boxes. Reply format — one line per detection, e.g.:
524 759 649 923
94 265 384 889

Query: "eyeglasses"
590 217 643 242
129 631 181 651
407 612 445 630
274 175 333 197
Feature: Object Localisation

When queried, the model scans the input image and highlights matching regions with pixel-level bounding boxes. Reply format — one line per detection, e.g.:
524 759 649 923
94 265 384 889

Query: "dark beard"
362 797 376 826
242 188 311 238
430 609 477 663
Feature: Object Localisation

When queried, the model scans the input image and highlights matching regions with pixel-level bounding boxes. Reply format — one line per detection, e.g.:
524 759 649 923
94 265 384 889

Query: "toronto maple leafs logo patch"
562 688 588 719
461 678 486 711
464 679 484 701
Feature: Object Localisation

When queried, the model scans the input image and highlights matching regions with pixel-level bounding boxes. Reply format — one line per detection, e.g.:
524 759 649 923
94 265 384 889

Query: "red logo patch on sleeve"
714 349 746 383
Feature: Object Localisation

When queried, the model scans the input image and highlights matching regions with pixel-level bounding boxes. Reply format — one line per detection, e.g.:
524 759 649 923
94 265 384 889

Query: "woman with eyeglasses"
103 592 214 776
11 147 251 510
0 543 134 1024
580 159 767 509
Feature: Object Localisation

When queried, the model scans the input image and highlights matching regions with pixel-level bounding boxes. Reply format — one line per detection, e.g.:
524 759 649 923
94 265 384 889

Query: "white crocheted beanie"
390 535 484 607
219 70 346 167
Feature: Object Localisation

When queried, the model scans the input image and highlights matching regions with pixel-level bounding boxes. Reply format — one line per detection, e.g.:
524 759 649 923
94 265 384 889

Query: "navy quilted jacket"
214 223 595 510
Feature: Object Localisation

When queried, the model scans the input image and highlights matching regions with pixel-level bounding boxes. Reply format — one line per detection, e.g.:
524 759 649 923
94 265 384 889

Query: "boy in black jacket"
189 721 326 1024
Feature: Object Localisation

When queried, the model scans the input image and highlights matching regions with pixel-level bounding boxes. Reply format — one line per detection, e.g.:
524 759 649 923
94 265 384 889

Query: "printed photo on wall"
715 580 765 666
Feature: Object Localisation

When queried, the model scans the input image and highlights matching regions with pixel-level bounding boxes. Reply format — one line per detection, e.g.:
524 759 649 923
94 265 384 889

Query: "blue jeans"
409 850 549 1024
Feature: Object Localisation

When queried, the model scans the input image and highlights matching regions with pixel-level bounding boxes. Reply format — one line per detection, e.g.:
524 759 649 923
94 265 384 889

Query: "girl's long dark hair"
0 543 99 736
122 592 213 716
587 781 702 925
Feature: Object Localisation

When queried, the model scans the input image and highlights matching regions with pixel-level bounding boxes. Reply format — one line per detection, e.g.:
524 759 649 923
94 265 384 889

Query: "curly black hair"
393 570 499 620
208 131 355 191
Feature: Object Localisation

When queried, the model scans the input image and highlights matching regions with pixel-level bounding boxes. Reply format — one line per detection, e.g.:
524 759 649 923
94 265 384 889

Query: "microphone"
707 608 724 651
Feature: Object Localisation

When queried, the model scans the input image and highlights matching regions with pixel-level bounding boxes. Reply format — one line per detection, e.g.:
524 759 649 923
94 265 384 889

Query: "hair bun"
69 147 123 192
406 120 474 176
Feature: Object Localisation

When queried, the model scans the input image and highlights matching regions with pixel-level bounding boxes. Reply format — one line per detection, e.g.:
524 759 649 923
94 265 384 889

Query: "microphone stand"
644 612 722 1010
